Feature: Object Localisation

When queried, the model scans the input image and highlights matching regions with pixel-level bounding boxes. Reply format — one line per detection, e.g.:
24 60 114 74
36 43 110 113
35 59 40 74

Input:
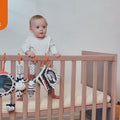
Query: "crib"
0 51 117 120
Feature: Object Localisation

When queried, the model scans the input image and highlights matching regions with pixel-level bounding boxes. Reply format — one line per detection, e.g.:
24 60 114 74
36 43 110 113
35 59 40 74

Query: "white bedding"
2 83 110 113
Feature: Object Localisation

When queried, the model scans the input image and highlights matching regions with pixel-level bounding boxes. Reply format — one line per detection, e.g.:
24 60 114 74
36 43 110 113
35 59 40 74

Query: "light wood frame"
0 51 117 120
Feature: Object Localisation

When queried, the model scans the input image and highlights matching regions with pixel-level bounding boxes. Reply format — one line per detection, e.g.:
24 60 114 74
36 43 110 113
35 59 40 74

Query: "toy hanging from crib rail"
6 93 15 112
15 53 27 99
15 77 27 99
0 53 15 112
0 53 15 96
35 53 60 91
28 55 38 97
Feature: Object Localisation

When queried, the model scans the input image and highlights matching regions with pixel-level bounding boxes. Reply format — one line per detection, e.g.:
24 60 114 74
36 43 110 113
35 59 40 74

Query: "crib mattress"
2 83 110 113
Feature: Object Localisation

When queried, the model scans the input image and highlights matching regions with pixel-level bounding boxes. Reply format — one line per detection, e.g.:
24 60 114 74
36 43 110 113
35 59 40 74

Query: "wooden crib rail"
0 53 117 120
0 55 116 61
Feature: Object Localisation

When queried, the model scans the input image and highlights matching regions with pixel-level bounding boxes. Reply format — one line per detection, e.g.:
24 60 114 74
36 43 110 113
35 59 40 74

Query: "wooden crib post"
70 60 76 120
10 60 16 120
0 61 2 120
81 61 87 120
23 60 28 120
47 61 53 120
48 93 52 120
102 61 108 120
110 56 117 120
59 60 65 120
35 61 41 120
92 61 98 120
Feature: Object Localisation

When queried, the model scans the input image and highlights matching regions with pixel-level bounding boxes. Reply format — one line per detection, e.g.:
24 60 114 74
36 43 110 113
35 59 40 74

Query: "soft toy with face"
16 90 23 99
15 77 27 91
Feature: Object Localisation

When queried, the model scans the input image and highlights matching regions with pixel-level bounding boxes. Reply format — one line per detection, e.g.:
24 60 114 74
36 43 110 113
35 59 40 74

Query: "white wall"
0 0 120 100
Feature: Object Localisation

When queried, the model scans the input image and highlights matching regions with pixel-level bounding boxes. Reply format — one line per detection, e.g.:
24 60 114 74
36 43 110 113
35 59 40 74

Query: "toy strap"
34 55 38 63
42 53 51 67
18 53 22 64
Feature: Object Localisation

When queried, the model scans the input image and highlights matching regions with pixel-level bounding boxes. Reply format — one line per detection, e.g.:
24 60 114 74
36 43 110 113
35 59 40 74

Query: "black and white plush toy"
6 93 15 112
6 103 15 112
15 77 27 91
16 62 27 99
15 77 27 99
35 65 60 91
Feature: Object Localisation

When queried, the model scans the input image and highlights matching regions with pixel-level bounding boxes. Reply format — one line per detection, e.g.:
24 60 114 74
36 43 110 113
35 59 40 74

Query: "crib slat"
92 61 98 120
0 61 2 120
35 61 41 120
59 61 65 120
110 58 117 120
81 61 87 120
48 93 52 120
10 61 16 120
102 61 108 120
70 61 76 120
23 61 28 120
47 61 53 120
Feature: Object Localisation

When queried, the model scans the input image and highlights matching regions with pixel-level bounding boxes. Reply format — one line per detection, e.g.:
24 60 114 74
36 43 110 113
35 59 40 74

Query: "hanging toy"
35 53 60 91
6 93 15 112
28 55 38 97
16 90 23 99
0 53 15 96
15 53 27 99
0 53 15 112
15 77 27 99
15 77 26 91
28 55 38 89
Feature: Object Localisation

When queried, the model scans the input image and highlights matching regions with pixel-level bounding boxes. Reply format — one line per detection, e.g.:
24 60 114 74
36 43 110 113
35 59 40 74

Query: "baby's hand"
53 53 61 58
25 50 35 58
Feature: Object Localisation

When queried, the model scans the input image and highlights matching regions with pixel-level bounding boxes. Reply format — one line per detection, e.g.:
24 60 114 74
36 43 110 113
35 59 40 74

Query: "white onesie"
22 35 58 55
22 35 58 75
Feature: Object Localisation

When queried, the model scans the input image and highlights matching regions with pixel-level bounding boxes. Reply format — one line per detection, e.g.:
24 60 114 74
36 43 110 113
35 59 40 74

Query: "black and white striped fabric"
35 65 60 91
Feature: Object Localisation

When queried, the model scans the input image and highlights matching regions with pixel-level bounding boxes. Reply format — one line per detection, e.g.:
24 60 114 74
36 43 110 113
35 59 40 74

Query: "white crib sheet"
2 83 110 113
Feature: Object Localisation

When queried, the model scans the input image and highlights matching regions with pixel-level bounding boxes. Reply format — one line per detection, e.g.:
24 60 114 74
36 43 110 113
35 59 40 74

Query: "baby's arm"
49 40 61 58
25 50 35 58
22 38 35 58
53 53 61 58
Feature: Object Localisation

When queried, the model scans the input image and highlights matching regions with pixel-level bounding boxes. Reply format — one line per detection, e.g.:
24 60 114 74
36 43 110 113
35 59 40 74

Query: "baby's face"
30 18 47 39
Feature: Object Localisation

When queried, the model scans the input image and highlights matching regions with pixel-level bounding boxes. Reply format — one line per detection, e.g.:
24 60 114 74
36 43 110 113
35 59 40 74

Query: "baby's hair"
29 15 48 27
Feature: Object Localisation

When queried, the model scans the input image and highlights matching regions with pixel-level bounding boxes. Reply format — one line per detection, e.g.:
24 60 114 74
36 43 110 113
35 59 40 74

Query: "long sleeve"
49 39 58 54
21 39 30 54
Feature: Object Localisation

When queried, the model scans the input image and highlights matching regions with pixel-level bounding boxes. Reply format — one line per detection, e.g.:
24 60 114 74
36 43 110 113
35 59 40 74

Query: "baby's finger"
31 55 35 58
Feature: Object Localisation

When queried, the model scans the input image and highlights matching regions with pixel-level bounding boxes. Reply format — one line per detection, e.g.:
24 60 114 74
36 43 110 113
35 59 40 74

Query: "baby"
22 15 61 99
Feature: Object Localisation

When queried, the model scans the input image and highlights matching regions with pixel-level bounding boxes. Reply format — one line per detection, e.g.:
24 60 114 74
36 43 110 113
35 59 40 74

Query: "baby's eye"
43 26 46 28
36 26 39 29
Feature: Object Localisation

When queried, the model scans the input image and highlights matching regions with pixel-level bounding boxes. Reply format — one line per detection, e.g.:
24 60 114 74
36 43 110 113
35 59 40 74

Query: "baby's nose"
39 27 43 30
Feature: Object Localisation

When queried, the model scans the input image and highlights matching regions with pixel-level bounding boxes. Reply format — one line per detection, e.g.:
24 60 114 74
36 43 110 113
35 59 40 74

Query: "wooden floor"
1 112 118 120
1 112 81 120
2 113 88 120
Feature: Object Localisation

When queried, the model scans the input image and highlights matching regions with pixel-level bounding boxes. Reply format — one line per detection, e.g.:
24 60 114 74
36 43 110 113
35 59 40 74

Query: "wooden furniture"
0 51 117 120
116 105 120 119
